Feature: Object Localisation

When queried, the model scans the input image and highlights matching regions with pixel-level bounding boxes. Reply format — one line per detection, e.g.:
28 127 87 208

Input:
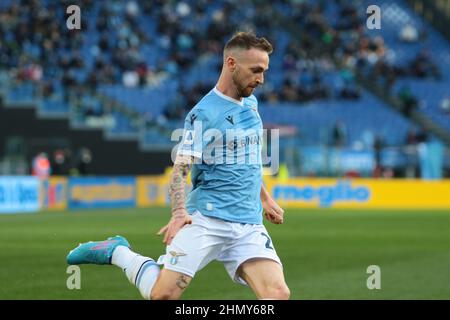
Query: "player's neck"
215 79 243 102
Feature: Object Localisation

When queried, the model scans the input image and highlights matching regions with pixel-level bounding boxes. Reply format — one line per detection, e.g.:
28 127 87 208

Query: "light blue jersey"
177 87 264 224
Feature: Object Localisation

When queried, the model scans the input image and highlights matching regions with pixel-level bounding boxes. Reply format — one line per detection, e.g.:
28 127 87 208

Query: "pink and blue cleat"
67 235 130 265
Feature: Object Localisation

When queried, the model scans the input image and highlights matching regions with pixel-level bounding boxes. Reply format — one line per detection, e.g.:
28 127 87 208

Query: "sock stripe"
134 259 151 284
135 260 156 286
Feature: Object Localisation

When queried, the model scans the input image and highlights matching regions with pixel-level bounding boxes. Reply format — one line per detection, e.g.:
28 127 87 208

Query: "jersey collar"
213 87 244 106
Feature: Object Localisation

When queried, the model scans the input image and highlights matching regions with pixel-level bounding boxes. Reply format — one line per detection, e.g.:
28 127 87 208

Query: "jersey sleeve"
177 109 211 160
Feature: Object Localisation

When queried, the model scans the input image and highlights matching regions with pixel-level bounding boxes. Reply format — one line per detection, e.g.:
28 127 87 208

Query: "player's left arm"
261 184 284 224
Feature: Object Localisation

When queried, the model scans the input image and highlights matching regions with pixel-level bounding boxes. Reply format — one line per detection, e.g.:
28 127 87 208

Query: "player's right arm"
157 153 193 245
157 108 208 245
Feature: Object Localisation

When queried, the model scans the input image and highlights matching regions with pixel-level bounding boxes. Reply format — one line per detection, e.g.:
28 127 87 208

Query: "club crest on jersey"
169 251 187 265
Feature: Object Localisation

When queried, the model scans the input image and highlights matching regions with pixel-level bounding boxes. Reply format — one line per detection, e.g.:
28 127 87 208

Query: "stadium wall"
265 178 450 209
1 176 450 213
0 103 171 175
0 176 40 213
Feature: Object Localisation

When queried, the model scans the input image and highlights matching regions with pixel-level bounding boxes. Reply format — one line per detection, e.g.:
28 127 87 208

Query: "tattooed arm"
157 154 194 245
169 154 191 215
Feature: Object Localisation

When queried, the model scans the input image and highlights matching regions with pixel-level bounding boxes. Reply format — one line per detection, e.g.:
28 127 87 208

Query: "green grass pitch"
1 207 449 299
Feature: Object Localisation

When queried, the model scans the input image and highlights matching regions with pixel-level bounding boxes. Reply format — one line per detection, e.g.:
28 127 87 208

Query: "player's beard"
232 69 254 98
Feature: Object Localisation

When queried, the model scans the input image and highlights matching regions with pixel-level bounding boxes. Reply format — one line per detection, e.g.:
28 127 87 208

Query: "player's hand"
157 210 192 245
262 198 284 224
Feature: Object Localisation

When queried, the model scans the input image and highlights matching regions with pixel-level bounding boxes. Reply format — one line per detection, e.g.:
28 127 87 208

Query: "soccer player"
67 31 290 300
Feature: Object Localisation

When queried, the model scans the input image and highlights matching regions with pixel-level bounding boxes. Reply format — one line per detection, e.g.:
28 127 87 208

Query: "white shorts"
157 210 282 286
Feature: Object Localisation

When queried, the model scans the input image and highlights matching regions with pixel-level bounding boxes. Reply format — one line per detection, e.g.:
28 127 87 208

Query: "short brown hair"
224 31 273 55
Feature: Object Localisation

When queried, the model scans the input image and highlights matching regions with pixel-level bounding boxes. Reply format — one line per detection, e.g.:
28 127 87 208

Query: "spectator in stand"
331 121 347 148
405 128 418 146
52 149 68 176
32 152 51 178
122 70 139 88
440 96 450 115
280 79 299 102
399 24 419 43
77 147 93 176
373 135 384 169
398 85 418 116
404 128 418 178
409 49 441 80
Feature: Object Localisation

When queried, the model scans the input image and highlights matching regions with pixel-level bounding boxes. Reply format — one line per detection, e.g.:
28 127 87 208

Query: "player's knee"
150 270 191 300
265 283 290 300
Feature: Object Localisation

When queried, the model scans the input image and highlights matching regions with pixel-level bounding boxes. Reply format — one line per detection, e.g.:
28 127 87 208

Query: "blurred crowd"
160 0 445 121
0 0 447 134
1 1 442 104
